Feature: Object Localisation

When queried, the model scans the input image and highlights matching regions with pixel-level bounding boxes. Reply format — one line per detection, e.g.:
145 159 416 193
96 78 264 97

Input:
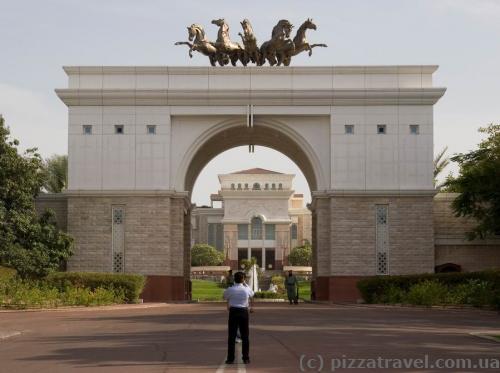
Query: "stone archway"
56 65 445 303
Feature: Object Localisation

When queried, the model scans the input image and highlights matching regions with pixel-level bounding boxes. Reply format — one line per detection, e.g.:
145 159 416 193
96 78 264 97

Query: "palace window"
264 183 269 190
278 183 283 190
147 125 156 135
83 125 92 135
244 183 249 190
377 124 386 134
238 224 248 240
375 205 389 275
345 124 354 134
291 223 298 240
237 183 242 190
409 124 419 135
253 183 260 190
231 183 235 190
251 217 263 240
265 224 275 240
115 125 124 134
208 223 223 250
271 183 276 190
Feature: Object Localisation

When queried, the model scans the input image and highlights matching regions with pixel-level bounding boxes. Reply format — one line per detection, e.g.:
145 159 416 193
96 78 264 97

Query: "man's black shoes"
243 358 250 364
225 359 234 364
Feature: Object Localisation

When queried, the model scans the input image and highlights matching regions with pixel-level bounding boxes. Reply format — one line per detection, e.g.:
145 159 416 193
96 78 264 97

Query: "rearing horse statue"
175 24 218 66
211 18 244 66
260 19 295 66
238 19 261 66
283 18 327 66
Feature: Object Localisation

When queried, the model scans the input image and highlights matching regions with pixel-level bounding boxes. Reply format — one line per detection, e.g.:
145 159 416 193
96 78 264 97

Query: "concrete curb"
303 300 500 314
0 303 169 313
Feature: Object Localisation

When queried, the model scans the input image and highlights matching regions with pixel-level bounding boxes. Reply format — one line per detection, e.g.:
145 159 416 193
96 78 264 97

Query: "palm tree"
43 155 68 193
434 147 449 189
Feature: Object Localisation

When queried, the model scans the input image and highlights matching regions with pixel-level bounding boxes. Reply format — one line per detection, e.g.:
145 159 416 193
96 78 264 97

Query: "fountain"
248 264 259 292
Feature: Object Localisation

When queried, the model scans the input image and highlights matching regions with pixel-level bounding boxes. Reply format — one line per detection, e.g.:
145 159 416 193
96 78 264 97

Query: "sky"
1 0 499 205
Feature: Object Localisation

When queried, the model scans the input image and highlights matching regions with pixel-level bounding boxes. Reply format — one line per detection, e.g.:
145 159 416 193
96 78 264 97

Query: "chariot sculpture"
175 18 327 66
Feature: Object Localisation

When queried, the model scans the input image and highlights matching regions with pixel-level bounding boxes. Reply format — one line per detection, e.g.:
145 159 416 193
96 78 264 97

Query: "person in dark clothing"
226 269 234 287
223 271 254 364
284 270 299 304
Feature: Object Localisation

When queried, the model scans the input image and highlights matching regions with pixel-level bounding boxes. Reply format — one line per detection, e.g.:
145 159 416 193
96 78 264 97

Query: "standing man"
226 269 234 288
284 270 299 305
223 271 254 364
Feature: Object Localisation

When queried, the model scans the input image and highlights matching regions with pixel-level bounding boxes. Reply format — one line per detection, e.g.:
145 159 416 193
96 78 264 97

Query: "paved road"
0 303 499 372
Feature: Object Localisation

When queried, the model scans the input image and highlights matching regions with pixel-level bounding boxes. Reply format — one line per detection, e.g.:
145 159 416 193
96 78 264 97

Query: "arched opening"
186 121 320 300
181 120 322 194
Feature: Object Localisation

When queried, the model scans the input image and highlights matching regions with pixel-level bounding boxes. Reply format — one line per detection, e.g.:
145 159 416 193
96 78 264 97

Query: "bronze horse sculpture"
175 18 327 66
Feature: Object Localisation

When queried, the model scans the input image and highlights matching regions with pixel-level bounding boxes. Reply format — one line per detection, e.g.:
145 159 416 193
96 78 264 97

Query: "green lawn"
191 279 224 301
298 280 311 301
191 279 312 301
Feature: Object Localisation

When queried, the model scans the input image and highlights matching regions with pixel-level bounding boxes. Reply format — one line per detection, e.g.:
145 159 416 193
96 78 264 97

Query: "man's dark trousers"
227 307 249 361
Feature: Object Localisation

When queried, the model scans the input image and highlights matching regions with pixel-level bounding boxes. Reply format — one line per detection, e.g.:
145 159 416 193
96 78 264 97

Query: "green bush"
1 278 124 309
254 291 283 299
191 244 224 266
2 279 60 309
405 280 448 306
61 286 124 306
288 242 312 266
357 270 500 308
46 272 146 303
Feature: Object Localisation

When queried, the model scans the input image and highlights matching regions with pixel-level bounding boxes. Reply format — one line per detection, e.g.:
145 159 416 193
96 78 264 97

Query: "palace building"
191 168 311 270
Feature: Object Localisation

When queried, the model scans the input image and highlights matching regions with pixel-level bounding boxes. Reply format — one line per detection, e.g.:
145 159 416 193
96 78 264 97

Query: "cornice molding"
64 189 188 198
63 65 439 75
312 189 437 198
55 87 446 106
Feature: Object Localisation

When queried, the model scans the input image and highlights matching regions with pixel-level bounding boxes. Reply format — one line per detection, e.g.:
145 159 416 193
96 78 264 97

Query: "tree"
0 116 73 277
445 124 500 240
288 240 312 266
191 244 224 266
434 146 450 189
43 155 68 193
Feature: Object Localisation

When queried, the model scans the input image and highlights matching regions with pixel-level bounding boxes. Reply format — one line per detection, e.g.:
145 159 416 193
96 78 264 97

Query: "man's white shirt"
223 283 254 308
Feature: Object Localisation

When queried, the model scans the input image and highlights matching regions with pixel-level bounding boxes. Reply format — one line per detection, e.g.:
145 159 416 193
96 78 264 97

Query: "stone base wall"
313 194 435 278
67 194 190 300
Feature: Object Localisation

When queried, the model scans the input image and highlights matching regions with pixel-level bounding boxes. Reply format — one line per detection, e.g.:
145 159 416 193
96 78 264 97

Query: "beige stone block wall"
436 245 500 272
315 195 434 277
433 193 477 238
313 197 331 276
433 193 500 271
67 195 189 277
35 194 68 231
299 213 312 244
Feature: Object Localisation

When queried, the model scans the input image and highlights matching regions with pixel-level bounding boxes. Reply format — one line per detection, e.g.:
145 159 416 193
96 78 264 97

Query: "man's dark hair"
228 269 233 274
234 271 245 283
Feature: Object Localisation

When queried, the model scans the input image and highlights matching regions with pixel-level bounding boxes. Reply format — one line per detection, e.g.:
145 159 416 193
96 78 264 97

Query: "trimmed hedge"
46 272 146 303
254 291 283 299
357 270 500 308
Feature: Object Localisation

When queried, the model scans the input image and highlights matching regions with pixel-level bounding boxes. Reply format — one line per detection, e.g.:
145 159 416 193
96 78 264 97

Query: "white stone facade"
58 66 445 194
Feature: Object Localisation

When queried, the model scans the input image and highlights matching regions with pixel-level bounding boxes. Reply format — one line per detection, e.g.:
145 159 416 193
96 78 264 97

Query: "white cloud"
0 84 67 157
